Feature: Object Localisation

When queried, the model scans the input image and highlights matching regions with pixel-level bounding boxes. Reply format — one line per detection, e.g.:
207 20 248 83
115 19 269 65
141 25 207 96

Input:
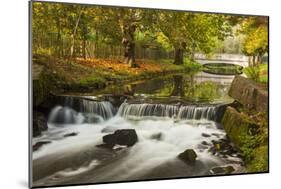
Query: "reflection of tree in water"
171 75 185 97
119 74 228 102
170 74 221 101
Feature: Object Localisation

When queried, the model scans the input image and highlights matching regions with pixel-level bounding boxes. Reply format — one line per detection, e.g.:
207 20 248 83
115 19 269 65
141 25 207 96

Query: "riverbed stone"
33 141 51 151
210 165 235 175
103 129 138 147
228 76 268 112
178 149 197 164
63 132 78 137
202 133 211 137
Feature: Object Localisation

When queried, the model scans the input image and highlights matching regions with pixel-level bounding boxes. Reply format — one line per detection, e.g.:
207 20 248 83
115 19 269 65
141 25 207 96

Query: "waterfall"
117 102 221 121
48 96 116 124
63 96 115 119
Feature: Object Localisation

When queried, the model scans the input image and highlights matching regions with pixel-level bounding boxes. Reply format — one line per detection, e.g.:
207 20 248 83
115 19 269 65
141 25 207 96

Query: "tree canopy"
32 2 268 67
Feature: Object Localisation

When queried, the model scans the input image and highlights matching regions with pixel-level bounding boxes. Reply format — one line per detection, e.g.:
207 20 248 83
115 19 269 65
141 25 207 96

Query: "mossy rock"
178 149 197 164
222 106 268 173
221 106 255 147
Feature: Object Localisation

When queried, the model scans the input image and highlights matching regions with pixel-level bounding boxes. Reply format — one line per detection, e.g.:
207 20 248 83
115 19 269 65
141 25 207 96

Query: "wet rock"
33 111 48 137
209 138 238 157
211 133 221 138
210 165 235 175
178 149 197 164
150 133 162 141
202 133 211 137
33 141 51 151
96 143 115 149
103 129 138 147
201 141 209 145
63 132 78 137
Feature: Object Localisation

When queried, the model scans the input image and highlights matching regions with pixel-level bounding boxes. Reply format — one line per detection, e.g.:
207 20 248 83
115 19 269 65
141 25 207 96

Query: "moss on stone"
222 106 268 173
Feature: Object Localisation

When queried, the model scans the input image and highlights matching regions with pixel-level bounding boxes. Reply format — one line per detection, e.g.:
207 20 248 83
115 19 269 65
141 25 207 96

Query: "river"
32 72 245 187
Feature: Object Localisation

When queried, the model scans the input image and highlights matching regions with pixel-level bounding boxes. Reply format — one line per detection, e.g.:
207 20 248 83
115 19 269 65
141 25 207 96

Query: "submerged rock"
150 133 162 141
202 133 211 137
210 165 235 175
33 141 51 152
178 149 197 164
63 132 78 137
201 141 209 145
103 129 138 147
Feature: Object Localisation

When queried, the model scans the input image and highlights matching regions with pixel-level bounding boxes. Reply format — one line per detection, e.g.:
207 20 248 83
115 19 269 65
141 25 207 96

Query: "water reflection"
126 73 233 103
69 72 234 103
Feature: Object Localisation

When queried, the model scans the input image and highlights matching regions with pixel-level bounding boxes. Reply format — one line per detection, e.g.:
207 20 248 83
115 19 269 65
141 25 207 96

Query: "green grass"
79 75 106 86
183 58 203 73
244 63 268 83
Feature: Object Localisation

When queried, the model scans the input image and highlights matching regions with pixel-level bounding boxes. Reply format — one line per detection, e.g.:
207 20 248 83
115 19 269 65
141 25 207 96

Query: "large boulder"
228 76 268 112
103 129 138 147
178 149 197 164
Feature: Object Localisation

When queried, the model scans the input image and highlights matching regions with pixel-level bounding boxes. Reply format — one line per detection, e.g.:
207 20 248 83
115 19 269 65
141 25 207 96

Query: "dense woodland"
32 3 268 68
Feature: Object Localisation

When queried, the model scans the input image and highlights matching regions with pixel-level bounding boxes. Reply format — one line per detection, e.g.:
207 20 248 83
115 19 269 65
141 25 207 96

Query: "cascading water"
64 96 115 119
48 97 115 125
33 73 244 187
118 102 221 121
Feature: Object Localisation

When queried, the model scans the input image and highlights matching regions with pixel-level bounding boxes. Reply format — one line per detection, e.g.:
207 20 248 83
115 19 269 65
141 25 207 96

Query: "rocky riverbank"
221 76 268 172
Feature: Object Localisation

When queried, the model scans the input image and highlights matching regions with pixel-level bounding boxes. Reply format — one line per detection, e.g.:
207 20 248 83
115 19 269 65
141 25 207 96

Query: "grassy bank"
33 56 202 95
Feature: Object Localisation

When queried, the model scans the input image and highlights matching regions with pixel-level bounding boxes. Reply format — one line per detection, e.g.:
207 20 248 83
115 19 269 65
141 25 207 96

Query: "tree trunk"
174 48 184 65
124 42 136 67
171 75 184 97
94 30 98 58
82 38 86 59
70 8 83 58
252 55 256 66
122 23 137 68
257 54 262 65
174 42 186 65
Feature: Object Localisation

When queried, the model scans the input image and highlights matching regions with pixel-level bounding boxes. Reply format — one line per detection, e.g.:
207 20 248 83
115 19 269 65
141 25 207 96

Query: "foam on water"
33 100 243 186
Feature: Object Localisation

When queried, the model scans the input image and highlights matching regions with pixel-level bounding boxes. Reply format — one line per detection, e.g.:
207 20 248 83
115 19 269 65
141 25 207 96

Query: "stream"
32 72 245 187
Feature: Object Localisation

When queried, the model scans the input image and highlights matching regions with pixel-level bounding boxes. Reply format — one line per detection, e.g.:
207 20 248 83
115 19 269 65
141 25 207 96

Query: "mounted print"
29 0 269 188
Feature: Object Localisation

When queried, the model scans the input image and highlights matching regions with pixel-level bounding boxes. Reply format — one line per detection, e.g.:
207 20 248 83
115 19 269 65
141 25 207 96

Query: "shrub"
244 66 260 82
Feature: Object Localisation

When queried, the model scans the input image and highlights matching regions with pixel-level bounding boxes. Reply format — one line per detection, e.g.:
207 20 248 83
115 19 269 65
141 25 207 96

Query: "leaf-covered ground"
33 56 201 92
